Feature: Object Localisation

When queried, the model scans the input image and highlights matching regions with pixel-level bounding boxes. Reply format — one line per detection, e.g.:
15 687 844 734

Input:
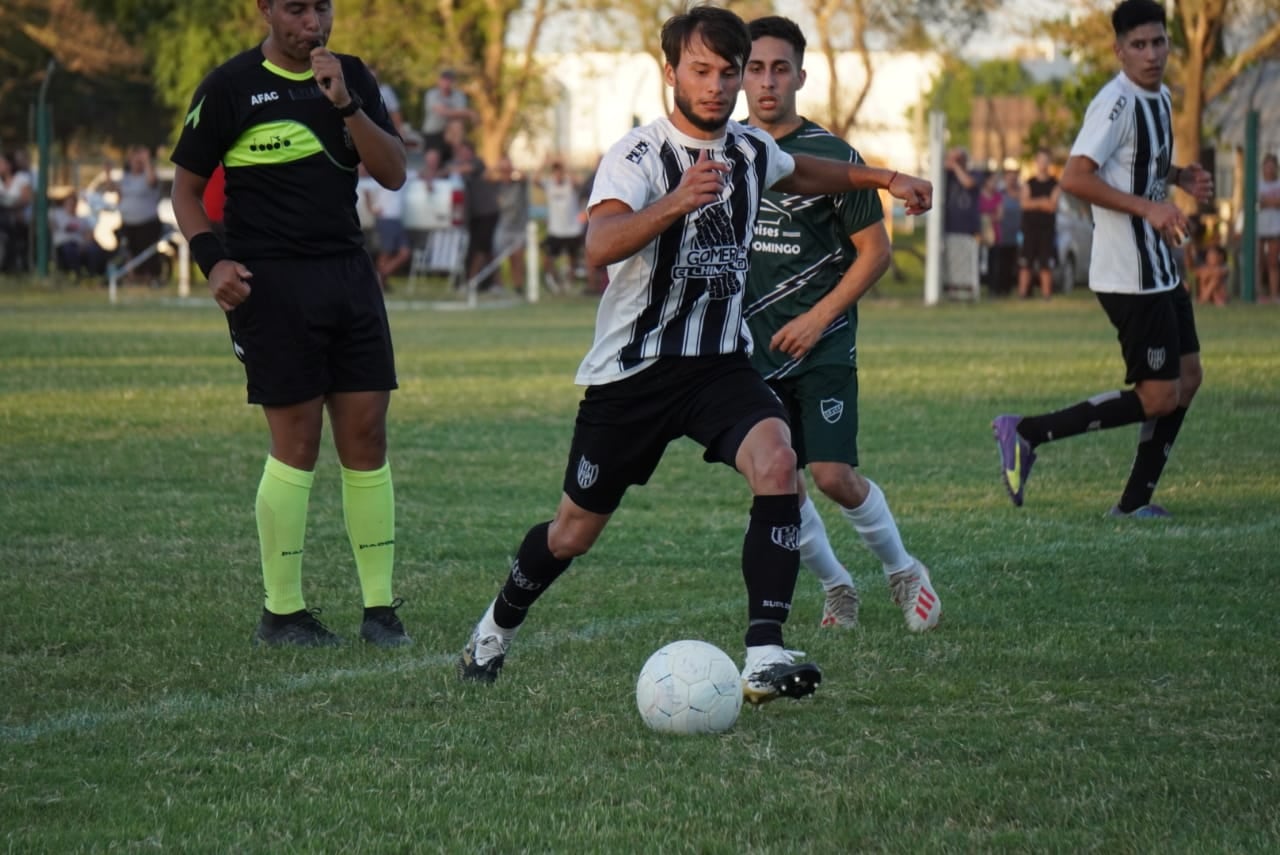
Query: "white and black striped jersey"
1071 72 1180 293
576 117 795 385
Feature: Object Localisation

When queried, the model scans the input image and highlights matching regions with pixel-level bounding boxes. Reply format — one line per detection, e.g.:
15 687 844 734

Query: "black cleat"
360 598 412 648
741 646 823 705
252 608 343 648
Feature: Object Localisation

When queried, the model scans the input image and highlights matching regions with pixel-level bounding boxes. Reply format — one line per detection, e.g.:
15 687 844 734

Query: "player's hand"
1179 162 1214 206
208 260 254 312
887 172 932 215
1144 199 1191 247
769 313 825 360
310 44 350 107
673 149 729 214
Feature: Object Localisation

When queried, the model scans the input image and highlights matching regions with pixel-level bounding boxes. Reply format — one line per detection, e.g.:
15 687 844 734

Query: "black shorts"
544 234 582 260
563 353 788 514
225 252 397 406
1096 285 1199 385
1018 225 1056 270
768 364 859 469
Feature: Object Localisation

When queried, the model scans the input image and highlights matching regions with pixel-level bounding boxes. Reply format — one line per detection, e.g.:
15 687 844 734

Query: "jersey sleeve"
588 131 658 213
170 68 238 178
1070 83 1128 168
833 147 884 236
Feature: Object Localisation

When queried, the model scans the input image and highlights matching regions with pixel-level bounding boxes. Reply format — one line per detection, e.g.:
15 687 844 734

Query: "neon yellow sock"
341 462 395 608
256 456 314 615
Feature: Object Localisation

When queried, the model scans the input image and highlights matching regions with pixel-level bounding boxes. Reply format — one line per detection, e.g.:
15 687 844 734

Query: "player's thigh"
1096 289 1186 385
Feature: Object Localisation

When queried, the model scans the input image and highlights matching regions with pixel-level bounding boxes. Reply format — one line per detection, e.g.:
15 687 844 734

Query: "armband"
190 231 229 278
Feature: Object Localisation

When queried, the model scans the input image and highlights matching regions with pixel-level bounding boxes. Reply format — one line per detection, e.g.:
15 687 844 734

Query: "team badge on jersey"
1147 347 1167 371
820 398 844 424
576 456 599 490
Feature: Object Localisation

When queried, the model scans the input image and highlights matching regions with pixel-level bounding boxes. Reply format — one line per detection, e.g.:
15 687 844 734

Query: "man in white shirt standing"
539 159 584 293
992 0 1214 519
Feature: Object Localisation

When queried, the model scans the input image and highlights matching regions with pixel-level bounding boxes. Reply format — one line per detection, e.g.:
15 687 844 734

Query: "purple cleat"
992 414 1037 507
1107 504 1172 519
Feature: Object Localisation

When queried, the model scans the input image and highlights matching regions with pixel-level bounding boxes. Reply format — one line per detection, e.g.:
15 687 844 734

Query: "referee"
170 0 410 647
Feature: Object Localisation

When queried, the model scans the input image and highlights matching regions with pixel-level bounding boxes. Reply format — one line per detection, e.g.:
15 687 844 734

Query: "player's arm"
172 166 252 312
774 155 931 215
770 219 891 360
584 149 727 268
1061 154 1189 242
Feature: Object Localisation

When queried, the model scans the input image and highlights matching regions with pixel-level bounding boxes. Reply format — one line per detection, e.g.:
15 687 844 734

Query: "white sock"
840 480 913 578
479 599 517 640
799 495 854 590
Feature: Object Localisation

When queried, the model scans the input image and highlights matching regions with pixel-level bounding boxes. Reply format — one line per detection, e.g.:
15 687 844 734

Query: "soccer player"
741 16 940 633
993 0 1214 518
170 0 412 647
456 5 932 703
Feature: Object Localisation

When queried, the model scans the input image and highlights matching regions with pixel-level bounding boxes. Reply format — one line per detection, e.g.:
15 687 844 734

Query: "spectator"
420 70 475 159
50 192 108 278
1258 152 1280 303
990 165 1022 295
0 152 34 273
942 147 980 296
978 170 1003 284
1193 243 1229 305
102 146 165 284
1018 148 1060 300
451 141 501 291
364 165 411 292
492 155 529 290
538 157 584 293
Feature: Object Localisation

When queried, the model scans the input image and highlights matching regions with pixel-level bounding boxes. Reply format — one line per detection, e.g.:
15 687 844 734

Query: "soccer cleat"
820 583 860 628
1107 504 1172 519
252 608 343 648
888 559 942 632
458 625 512 683
993 414 1037 507
360 597 412 648
741 645 823 705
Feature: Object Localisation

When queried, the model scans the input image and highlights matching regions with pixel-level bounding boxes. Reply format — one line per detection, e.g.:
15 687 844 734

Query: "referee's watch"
335 91 363 118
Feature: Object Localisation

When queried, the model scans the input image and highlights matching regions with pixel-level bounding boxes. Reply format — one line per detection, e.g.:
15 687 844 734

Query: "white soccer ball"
635 639 743 735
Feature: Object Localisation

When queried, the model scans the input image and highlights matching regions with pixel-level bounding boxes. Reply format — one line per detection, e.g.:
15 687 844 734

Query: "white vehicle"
1054 190 1094 293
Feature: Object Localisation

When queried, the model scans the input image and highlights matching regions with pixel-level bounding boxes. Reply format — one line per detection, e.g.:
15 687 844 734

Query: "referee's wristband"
190 231 229 278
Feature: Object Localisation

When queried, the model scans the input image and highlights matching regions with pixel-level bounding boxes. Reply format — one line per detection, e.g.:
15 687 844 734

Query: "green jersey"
743 120 884 379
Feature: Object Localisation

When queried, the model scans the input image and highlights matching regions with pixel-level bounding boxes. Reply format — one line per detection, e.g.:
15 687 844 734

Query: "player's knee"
1180 360 1203 402
547 525 593 560
810 464 865 507
1136 383 1178 419
751 442 797 493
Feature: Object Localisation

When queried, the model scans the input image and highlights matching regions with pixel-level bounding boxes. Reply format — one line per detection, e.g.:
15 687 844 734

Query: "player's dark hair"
747 16 806 66
1111 0 1166 37
661 5 751 71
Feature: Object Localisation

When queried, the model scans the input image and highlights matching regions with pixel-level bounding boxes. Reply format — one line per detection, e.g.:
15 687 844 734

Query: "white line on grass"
1 604 728 743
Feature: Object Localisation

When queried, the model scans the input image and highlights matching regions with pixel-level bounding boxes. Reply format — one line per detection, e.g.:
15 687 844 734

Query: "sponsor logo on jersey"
1147 347 1166 371
185 96 206 129
250 91 280 106
625 140 650 164
576 456 599 490
820 398 844 424
1108 94 1128 122
770 524 800 551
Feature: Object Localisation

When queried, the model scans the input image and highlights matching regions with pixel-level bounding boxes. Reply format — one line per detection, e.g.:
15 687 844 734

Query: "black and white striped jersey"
1071 72 1180 293
576 117 795 385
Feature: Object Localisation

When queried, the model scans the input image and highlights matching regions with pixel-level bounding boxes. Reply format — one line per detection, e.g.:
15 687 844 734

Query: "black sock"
741 494 800 648
1018 390 1145 446
1118 406 1188 512
492 522 573 630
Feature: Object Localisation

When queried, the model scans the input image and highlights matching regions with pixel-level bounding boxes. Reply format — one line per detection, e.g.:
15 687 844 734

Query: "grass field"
2 280 1278 852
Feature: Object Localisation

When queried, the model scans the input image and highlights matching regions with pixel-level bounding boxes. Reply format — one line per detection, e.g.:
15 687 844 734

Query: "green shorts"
768 363 859 469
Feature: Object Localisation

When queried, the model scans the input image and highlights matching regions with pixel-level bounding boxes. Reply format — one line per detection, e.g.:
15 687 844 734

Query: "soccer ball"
635 639 743 734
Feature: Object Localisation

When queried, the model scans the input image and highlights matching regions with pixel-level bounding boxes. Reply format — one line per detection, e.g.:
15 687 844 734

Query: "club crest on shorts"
770 524 800 551
820 398 844 424
576 456 599 490
1147 347 1167 371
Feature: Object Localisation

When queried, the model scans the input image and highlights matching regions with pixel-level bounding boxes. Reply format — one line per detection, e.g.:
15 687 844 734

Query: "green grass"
1 279 1278 853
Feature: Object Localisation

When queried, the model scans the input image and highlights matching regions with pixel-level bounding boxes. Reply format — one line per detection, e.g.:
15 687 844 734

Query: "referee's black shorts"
562 353 789 515
224 251 397 406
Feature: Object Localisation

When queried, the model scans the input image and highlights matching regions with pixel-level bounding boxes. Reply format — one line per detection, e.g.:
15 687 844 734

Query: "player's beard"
673 86 733 135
